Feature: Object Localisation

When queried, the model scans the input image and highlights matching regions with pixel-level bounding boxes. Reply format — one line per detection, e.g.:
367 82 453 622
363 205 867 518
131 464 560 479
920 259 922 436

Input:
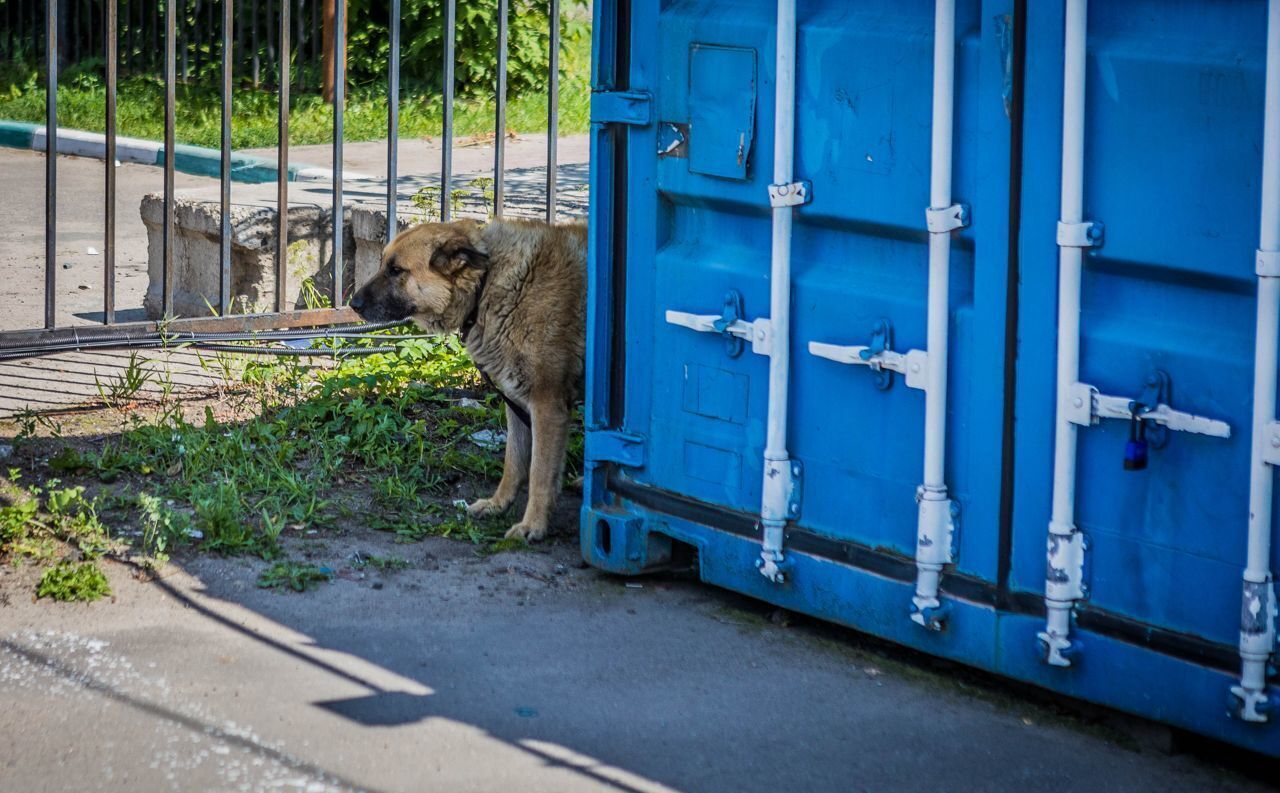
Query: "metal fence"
0 0 565 358
2 0 333 88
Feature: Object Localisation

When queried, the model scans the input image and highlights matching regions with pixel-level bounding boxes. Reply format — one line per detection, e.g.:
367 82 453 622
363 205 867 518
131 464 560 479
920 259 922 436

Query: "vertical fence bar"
163 0 176 317
72 0 80 64
193 0 202 76
493 0 507 218
308 0 316 77
386 0 399 243
149 0 156 71
545 0 559 223
276 0 290 312
129 0 137 72
251 0 259 86
440 0 454 221
180 0 187 81
219 0 232 314
331 0 344 305
44 0 57 329
104 0 117 324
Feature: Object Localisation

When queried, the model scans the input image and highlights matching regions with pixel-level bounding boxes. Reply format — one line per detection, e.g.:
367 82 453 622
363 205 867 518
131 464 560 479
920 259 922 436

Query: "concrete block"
140 193 355 319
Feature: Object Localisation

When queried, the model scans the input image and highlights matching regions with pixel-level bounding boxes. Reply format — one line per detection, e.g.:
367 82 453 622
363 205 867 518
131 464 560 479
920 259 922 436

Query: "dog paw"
505 522 547 543
467 498 510 518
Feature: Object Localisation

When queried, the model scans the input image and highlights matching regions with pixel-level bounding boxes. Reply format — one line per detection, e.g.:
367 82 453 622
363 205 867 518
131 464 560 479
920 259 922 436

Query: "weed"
36 560 112 602
95 352 153 409
135 492 191 564
257 561 333 592
351 553 410 572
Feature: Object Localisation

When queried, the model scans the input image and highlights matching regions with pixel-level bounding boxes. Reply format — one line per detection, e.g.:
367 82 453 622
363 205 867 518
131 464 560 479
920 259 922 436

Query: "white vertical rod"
923 0 953 489
1234 0 1280 723
1041 0 1089 666
912 0 959 628
758 0 797 582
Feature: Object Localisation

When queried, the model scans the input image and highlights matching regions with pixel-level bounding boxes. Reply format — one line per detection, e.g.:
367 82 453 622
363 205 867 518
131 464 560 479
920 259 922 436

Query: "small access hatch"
688 44 757 180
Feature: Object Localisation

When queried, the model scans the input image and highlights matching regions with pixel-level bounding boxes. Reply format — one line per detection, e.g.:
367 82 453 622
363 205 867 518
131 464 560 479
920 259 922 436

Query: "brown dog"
349 218 586 541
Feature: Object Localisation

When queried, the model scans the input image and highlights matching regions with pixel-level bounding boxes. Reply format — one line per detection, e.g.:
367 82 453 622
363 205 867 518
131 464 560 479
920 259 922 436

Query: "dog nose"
350 291 365 312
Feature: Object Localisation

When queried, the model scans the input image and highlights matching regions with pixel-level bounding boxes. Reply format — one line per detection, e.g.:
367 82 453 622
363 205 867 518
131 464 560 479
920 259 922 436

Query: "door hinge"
590 91 652 126
585 430 646 468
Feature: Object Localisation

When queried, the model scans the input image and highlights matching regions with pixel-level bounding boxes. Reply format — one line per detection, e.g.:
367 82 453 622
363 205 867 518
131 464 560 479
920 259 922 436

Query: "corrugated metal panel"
585 0 1280 756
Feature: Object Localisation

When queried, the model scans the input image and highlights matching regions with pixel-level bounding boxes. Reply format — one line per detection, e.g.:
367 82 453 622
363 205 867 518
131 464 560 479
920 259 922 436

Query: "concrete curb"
0 121 367 183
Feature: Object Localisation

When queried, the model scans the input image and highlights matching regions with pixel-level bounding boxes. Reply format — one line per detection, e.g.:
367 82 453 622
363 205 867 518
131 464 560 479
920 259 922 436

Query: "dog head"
349 220 489 333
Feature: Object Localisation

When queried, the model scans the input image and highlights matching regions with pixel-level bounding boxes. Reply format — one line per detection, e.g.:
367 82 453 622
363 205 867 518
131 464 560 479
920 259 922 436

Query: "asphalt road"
0 526 1272 793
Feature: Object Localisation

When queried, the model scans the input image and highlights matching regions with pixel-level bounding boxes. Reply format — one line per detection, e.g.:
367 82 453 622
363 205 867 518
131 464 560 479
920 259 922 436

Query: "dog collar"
458 269 489 345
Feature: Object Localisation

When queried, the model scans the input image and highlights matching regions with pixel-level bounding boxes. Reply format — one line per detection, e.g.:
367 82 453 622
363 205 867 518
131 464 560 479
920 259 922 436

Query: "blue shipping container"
582 0 1280 756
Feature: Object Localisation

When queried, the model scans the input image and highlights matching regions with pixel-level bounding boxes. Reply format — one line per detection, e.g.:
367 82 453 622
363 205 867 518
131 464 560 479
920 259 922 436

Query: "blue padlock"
1124 413 1148 471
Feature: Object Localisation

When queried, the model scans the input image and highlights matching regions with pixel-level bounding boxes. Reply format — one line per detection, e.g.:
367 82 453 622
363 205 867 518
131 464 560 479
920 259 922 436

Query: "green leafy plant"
257 560 333 592
36 560 112 602
351 553 410 572
135 491 191 564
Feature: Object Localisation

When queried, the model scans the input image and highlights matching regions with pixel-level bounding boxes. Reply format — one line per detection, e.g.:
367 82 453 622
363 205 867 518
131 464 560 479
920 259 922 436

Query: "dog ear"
430 237 489 277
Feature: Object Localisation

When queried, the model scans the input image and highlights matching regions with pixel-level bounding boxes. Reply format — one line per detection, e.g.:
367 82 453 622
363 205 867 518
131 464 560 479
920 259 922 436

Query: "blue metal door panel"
618 0 1011 578
1012 1 1272 647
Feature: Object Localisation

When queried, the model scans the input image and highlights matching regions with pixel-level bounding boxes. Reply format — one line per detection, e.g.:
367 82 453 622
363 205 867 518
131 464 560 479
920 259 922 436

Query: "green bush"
347 0 589 97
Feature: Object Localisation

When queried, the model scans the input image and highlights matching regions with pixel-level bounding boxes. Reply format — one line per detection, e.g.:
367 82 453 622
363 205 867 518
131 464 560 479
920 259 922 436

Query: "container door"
1011 2 1272 657
606 0 1016 600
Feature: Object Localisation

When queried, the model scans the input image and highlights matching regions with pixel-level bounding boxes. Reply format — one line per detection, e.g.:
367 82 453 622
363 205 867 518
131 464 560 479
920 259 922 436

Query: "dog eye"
386 262 404 276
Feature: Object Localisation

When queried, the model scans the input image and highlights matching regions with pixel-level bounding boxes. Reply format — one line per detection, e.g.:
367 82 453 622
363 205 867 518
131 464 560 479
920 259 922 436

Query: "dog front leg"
467 402 531 518
505 396 569 542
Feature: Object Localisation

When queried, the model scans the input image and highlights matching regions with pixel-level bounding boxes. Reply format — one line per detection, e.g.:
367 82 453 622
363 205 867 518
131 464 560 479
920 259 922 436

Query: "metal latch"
808 319 928 391
1066 371 1230 439
666 290 771 358
768 181 812 208
585 430 646 468
590 90 652 126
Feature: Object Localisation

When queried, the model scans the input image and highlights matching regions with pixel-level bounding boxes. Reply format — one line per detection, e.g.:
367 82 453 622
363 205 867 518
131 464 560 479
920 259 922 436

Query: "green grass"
1 327 583 598
0 34 590 149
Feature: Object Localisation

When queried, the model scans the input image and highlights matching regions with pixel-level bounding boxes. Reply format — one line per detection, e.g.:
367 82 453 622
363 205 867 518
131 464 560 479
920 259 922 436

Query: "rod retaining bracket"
1258 249 1280 278
768 180 812 208
761 458 803 522
1262 421 1280 467
925 203 970 233
1057 220 1104 248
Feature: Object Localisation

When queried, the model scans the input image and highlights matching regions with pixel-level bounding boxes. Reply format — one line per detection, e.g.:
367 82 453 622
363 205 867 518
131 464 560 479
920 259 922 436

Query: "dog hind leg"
506 396 570 542
468 403 531 518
